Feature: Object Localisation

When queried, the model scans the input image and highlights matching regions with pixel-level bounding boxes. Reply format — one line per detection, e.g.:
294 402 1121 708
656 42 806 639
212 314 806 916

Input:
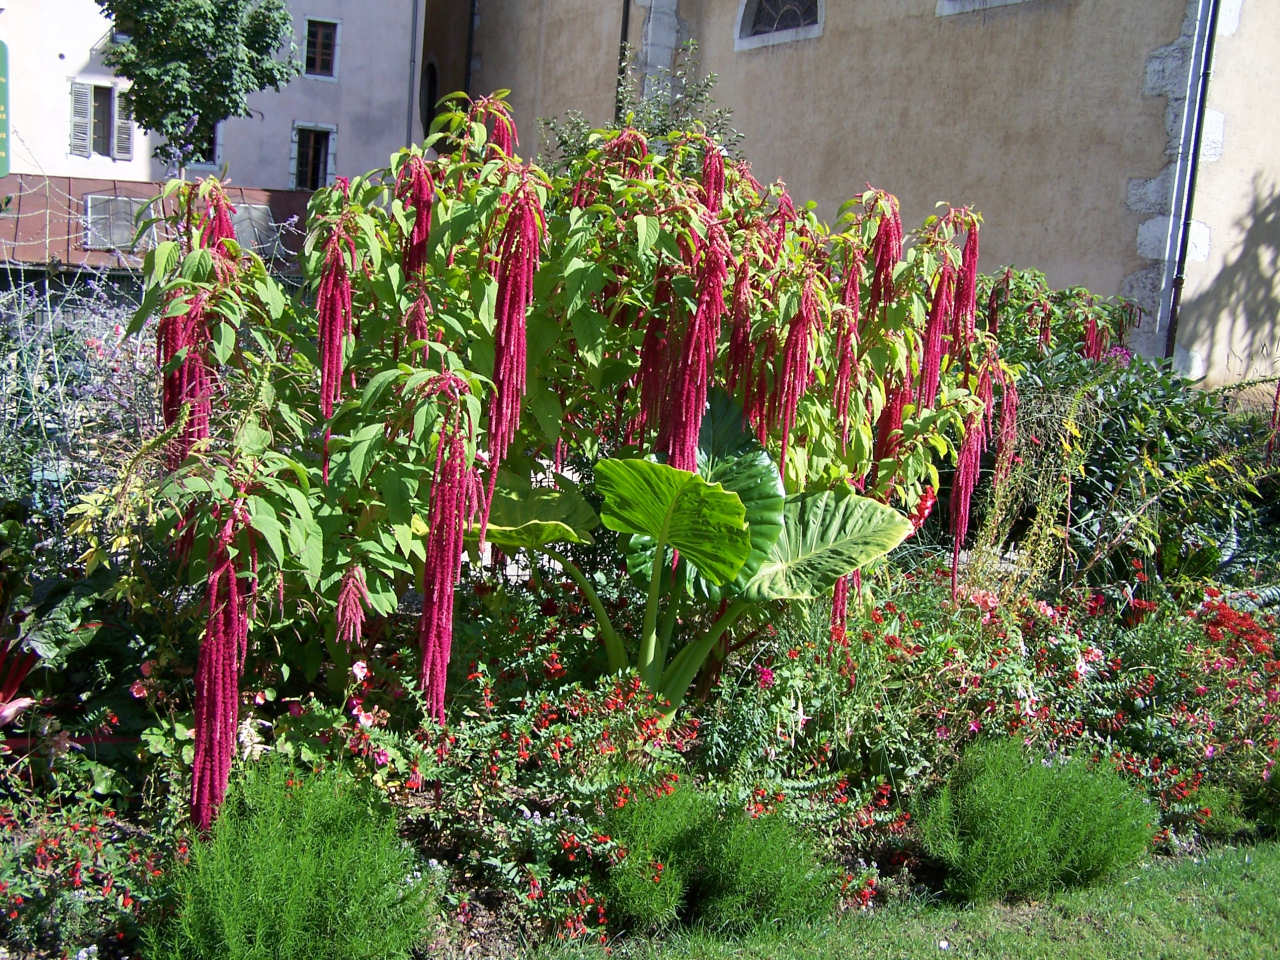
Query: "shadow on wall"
1180 177 1280 394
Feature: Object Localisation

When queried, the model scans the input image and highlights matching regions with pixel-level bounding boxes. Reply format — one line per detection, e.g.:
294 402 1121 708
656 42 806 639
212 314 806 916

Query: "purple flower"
372 748 390 767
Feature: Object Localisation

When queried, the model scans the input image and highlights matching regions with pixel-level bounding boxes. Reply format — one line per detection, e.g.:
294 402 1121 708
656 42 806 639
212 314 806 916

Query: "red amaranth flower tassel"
867 193 902 316
403 288 431 363
871 374 909 487
833 248 863 451
917 262 956 412
469 96 518 157
993 368 1019 486
664 219 729 472
336 564 369 650
774 275 820 477
950 412 986 602
953 220 979 354
396 155 435 276
636 271 675 444
157 289 212 469
199 182 238 277
911 485 937 530
484 177 545 532
418 373 482 721
1082 313 1106 362
702 139 725 213
191 500 252 831
830 574 850 645
726 258 755 392
316 223 356 483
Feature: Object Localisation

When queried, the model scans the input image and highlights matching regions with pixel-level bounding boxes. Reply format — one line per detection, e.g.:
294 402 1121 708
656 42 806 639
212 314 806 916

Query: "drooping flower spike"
396 154 436 276
917 260 956 412
832 244 864 451
468 95 519 157
336 564 370 650
191 496 253 831
316 217 357 483
417 372 483 721
664 216 730 473
774 273 821 477
484 174 545 533
156 288 212 470
867 190 903 316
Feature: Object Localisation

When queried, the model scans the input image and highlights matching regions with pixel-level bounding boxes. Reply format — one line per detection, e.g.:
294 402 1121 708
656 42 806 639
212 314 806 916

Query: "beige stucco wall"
1176 0 1280 389
464 0 645 160
680 0 1184 299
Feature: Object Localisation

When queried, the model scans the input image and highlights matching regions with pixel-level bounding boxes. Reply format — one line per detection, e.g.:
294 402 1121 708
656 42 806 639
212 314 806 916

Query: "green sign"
0 41 8 177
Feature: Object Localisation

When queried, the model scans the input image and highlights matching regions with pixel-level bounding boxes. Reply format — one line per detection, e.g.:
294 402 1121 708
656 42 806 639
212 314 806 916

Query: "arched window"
735 0 824 51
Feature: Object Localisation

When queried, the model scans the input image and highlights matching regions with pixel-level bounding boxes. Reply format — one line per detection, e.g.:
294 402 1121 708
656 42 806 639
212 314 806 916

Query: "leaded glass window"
748 0 819 36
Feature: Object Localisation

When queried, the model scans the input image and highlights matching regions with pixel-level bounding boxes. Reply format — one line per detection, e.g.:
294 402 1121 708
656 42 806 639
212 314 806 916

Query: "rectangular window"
190 124 219 167
70 82 133 161
295 128 331 190
84 195 153 251
91 85 113 156
305 20 338 77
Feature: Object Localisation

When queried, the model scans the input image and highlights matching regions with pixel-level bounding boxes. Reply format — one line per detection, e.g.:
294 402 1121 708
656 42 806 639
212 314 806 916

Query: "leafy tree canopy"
95 0 299 166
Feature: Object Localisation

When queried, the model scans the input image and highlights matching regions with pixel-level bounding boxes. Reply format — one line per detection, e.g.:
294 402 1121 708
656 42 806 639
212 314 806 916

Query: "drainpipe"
464 0 479 95
1164 0 1222 360
614 0 631 122
406 0 420 144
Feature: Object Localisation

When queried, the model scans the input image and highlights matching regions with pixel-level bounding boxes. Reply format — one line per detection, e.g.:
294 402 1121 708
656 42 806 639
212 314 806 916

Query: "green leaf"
745 491 913 602
247 496 285 566
346 422 384 486
595 458 749 586
287 515 324 588
476 478 599 550
634 214 660 256
626 390 784 600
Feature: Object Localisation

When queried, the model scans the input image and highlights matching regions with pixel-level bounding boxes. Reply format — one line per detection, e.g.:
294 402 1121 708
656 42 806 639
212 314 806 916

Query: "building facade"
425 0 1278 388
0 0 427 269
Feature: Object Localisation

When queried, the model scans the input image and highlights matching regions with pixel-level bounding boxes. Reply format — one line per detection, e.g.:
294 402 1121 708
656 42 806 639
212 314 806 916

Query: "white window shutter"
70 82 92 157
113 92 133 161
326 130 337 186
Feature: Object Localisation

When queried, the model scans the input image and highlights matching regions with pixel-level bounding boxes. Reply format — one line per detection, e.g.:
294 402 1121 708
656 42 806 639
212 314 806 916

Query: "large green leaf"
596 458 749 586
473 477 599 550
745 491 913 602
625 390 784 599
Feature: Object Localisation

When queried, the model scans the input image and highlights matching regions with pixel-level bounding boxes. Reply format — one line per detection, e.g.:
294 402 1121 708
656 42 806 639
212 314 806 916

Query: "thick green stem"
638 534 668 689
656 560 684 671
658 597 750 713
542 548 628 674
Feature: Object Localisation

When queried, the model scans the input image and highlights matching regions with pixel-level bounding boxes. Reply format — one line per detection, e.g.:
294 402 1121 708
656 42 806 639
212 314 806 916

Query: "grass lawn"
544 842 1280 960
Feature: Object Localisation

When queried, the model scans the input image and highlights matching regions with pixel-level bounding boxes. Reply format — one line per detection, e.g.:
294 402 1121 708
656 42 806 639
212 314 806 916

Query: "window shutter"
70 82 92 157
113 93 133 161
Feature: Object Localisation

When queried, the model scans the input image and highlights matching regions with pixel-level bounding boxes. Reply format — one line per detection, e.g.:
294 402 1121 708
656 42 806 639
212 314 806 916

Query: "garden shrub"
919 738 1151 901
603 782 835 934
144 758 437 960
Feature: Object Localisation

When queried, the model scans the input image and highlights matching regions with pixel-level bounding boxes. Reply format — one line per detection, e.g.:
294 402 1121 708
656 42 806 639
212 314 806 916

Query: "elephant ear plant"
483 394 914 714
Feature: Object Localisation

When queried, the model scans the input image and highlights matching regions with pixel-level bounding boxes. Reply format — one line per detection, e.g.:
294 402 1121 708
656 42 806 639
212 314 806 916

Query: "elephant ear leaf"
595 458 749 586
473 475 599 550
745 491 913 602
625 390 784 598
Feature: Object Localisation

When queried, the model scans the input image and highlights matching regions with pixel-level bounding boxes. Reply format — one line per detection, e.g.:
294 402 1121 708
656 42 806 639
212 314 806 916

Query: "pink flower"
287 701 303 717
757 666 775 690
129 680 147 699
140 660 155 677
352 660 368 683
372 748 390 767
357 711 375 730
1204 744 1217 759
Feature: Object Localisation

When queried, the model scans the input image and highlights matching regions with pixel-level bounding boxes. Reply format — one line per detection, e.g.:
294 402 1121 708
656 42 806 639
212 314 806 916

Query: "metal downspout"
464 0 479 96
614 0 632 123
407 0 420 144
1164 0 1222 360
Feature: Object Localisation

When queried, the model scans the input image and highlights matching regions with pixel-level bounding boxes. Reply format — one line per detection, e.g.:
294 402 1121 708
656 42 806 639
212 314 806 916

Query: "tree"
95 0 299 166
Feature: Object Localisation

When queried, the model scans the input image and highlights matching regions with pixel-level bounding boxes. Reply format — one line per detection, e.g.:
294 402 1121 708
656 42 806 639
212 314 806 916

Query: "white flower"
352 660 369 682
